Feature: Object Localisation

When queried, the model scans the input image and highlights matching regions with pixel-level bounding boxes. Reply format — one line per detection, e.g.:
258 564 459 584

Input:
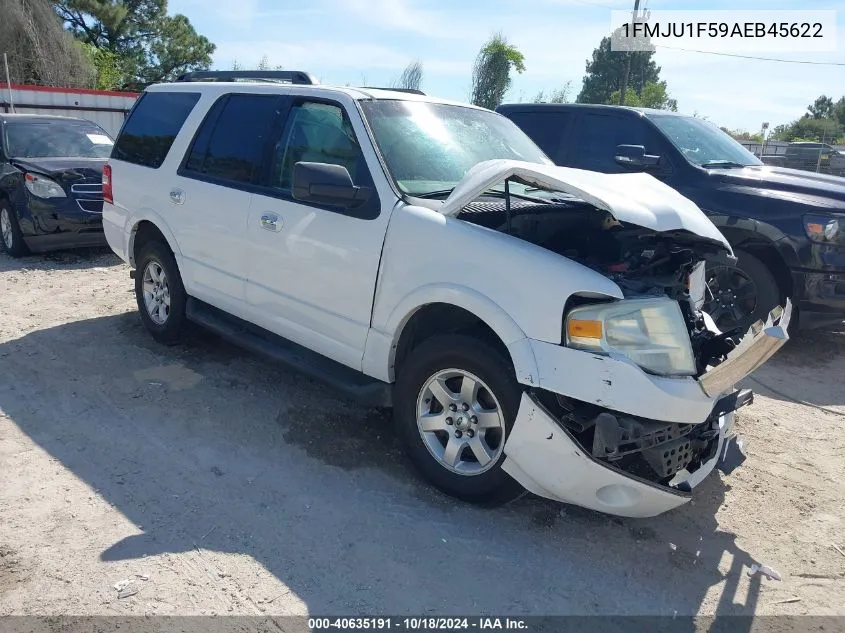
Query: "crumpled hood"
440 159 732 252
10 157 106 182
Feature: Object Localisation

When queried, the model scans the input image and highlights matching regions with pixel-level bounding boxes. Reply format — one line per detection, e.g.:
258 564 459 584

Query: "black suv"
497 103 845 331
0 114 113 257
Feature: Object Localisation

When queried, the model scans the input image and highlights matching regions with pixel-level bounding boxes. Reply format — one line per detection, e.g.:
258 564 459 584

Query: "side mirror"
292 162 372 207
615 144 661 168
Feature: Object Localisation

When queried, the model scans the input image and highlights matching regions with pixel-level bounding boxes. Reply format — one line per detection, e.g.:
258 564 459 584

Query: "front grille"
70 181 103 214
70 183 103 195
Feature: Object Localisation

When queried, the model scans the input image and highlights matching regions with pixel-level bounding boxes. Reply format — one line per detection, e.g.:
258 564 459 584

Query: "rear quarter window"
112 91 200 168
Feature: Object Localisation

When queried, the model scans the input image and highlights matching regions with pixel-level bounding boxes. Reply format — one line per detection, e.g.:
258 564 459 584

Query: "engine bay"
459 196 740 374
458 195 747 484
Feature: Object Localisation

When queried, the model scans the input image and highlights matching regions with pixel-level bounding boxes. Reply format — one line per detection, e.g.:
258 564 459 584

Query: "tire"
705 249 781 333
0 201 30 258
135 240 189 344
394 333 525 506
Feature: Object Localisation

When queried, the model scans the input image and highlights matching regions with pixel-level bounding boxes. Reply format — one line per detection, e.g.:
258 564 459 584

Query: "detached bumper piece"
699 299 792 397
716 434 747 475
502 391 751 517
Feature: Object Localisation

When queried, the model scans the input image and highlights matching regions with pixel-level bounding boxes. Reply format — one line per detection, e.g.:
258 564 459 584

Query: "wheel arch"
128 217 179 269
717 225 794 301
370 285 540 387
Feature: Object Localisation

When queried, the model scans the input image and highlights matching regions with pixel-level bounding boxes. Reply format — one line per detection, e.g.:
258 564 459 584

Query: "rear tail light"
103 164 113 204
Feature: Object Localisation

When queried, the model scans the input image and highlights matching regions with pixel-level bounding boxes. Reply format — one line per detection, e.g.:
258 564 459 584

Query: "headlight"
24 173 66 198
804 214 842 244
565 297 696 377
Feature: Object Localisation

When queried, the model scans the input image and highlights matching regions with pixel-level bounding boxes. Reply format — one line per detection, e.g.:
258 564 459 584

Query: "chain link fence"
739 139 845 176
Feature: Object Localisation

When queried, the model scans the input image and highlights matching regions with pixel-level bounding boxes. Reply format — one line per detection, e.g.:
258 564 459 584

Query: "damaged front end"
445 160 791 515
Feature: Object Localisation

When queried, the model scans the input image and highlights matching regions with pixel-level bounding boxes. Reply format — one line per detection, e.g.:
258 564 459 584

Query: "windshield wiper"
413 187 548 203
701 160 749 169
414 188 455 199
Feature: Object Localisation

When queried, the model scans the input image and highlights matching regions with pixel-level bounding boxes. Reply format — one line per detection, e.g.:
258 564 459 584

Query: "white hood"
440 160 732 251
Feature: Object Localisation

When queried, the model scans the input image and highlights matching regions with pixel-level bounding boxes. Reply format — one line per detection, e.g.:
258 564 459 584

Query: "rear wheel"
0 202 29 258
704 249 780 332
135 240 188 344
394 334 524 505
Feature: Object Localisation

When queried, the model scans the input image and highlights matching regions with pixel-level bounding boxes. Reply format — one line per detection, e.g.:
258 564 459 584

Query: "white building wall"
1 85 139 137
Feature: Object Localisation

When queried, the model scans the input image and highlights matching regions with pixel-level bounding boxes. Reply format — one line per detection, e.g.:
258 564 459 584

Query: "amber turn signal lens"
568 319 602 339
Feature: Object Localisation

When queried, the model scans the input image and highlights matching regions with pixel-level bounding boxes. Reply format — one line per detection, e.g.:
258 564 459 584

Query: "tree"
80 42 123 89
807 95 835 119
606 80 677 111
470 33 525 110
532 82 572 104
392 60 423 91
0 0 95 87
577 32 660 104
771 94 845 143
721 128 764 143
55 0 215 89
771 117 843 143
256 55 283 71
835 97 845 127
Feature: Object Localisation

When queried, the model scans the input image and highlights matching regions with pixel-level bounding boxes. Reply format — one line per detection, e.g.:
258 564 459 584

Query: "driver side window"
572 113 667 173
271 101 364 191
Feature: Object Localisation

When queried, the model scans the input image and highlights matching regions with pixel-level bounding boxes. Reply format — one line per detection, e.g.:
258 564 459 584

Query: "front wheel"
394 334 524 505
704 249 781 332
0 202 29 258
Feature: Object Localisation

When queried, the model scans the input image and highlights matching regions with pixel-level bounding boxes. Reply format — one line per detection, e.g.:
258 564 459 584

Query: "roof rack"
175 70 318 85
359 87 425 95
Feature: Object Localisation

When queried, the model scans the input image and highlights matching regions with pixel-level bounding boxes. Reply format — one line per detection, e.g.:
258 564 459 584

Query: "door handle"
260 213 283 232
169 188 185 205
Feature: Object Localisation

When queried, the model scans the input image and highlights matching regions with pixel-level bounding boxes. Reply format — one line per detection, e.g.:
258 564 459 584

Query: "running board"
186 298 392 407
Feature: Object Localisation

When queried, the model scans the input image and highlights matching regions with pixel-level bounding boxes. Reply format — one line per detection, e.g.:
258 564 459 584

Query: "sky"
167 0 845 132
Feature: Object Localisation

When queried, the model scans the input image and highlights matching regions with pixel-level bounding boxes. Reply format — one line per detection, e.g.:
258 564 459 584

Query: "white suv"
103 71 790 517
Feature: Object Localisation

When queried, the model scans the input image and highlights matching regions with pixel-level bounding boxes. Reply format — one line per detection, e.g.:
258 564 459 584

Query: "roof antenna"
505 178 512 233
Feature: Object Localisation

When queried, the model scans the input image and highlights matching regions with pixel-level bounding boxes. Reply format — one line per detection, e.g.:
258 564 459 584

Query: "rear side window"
181 94 280 185
112 91 200 168
504 111 570 162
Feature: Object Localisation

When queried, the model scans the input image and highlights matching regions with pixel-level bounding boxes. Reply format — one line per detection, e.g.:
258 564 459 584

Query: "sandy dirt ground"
0 247 843 618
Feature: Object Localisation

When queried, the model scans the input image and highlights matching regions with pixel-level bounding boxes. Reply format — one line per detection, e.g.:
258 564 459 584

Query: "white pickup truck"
102 70 790 517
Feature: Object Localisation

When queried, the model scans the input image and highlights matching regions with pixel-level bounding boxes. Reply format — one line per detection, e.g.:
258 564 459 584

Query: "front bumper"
502 393 740 517
15 190 105 252
792 269 845 328
502 302 790 517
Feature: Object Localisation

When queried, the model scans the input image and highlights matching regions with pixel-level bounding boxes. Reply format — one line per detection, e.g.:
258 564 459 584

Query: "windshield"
647 114 762 168
5 120 114 159
360 100 551 195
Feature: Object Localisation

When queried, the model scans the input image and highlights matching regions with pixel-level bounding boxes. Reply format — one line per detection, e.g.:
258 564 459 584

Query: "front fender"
363 283 540 385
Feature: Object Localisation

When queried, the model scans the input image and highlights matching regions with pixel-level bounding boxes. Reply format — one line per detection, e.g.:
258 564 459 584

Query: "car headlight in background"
804 214 842 244
565 297 696 377
24 173 66 198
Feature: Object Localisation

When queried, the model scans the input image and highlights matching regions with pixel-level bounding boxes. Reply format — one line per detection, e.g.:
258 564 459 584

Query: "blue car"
0 114 113 257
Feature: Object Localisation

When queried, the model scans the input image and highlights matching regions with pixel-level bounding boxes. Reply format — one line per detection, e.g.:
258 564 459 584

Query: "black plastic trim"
186 297 392 407
527 392 691 499
712 388 754 418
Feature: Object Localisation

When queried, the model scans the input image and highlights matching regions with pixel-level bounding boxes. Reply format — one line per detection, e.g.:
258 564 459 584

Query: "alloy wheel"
704 264 758 331
415 368 506 476
0 209 13 250
142 259 171 325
